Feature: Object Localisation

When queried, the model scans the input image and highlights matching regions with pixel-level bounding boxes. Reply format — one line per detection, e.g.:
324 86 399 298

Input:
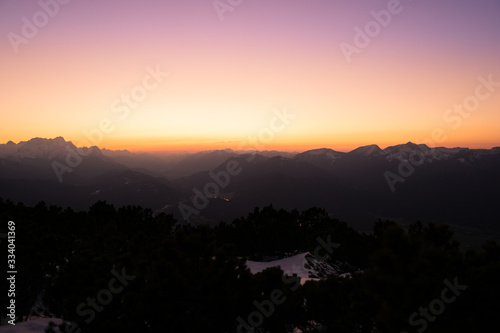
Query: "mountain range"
1 137 499 243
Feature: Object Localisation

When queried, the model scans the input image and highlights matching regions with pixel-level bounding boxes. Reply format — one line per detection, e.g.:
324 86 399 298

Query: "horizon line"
2 136 499 155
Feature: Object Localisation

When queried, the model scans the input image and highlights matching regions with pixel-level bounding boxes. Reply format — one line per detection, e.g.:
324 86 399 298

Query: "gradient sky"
1 0 499 152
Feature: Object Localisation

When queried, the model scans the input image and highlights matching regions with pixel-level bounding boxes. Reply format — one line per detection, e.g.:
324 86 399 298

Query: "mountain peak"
16 137 76 159
294 148 345 166
349 144 385 157
25 136 69 145
1 137 103 160
300 148 340 155
54 136 67 143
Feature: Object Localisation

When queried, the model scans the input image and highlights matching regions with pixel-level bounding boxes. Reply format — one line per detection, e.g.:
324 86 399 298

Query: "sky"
1 0 499 152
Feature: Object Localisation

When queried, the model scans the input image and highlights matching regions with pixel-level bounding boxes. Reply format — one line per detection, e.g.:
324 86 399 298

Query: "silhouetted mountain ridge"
1 137 499 238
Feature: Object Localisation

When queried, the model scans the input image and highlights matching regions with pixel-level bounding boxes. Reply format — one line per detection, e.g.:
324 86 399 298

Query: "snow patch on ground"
0 318 63 333
246 252 342 283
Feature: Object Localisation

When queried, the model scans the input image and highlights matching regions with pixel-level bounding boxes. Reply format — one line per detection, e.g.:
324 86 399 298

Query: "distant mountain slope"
0 137 124 182
293 148 345 171
101 148 175 177
1 137 500 236
348 144 386 157
0 138 183 210
174 144 500 234
0 169 184 211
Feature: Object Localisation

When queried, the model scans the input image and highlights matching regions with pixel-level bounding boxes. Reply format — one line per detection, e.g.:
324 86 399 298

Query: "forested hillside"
1 198 499 332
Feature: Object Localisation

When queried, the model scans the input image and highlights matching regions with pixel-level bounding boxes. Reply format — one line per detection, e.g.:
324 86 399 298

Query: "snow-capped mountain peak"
348 144 385 157
295 148 344 162
0 137 102 160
